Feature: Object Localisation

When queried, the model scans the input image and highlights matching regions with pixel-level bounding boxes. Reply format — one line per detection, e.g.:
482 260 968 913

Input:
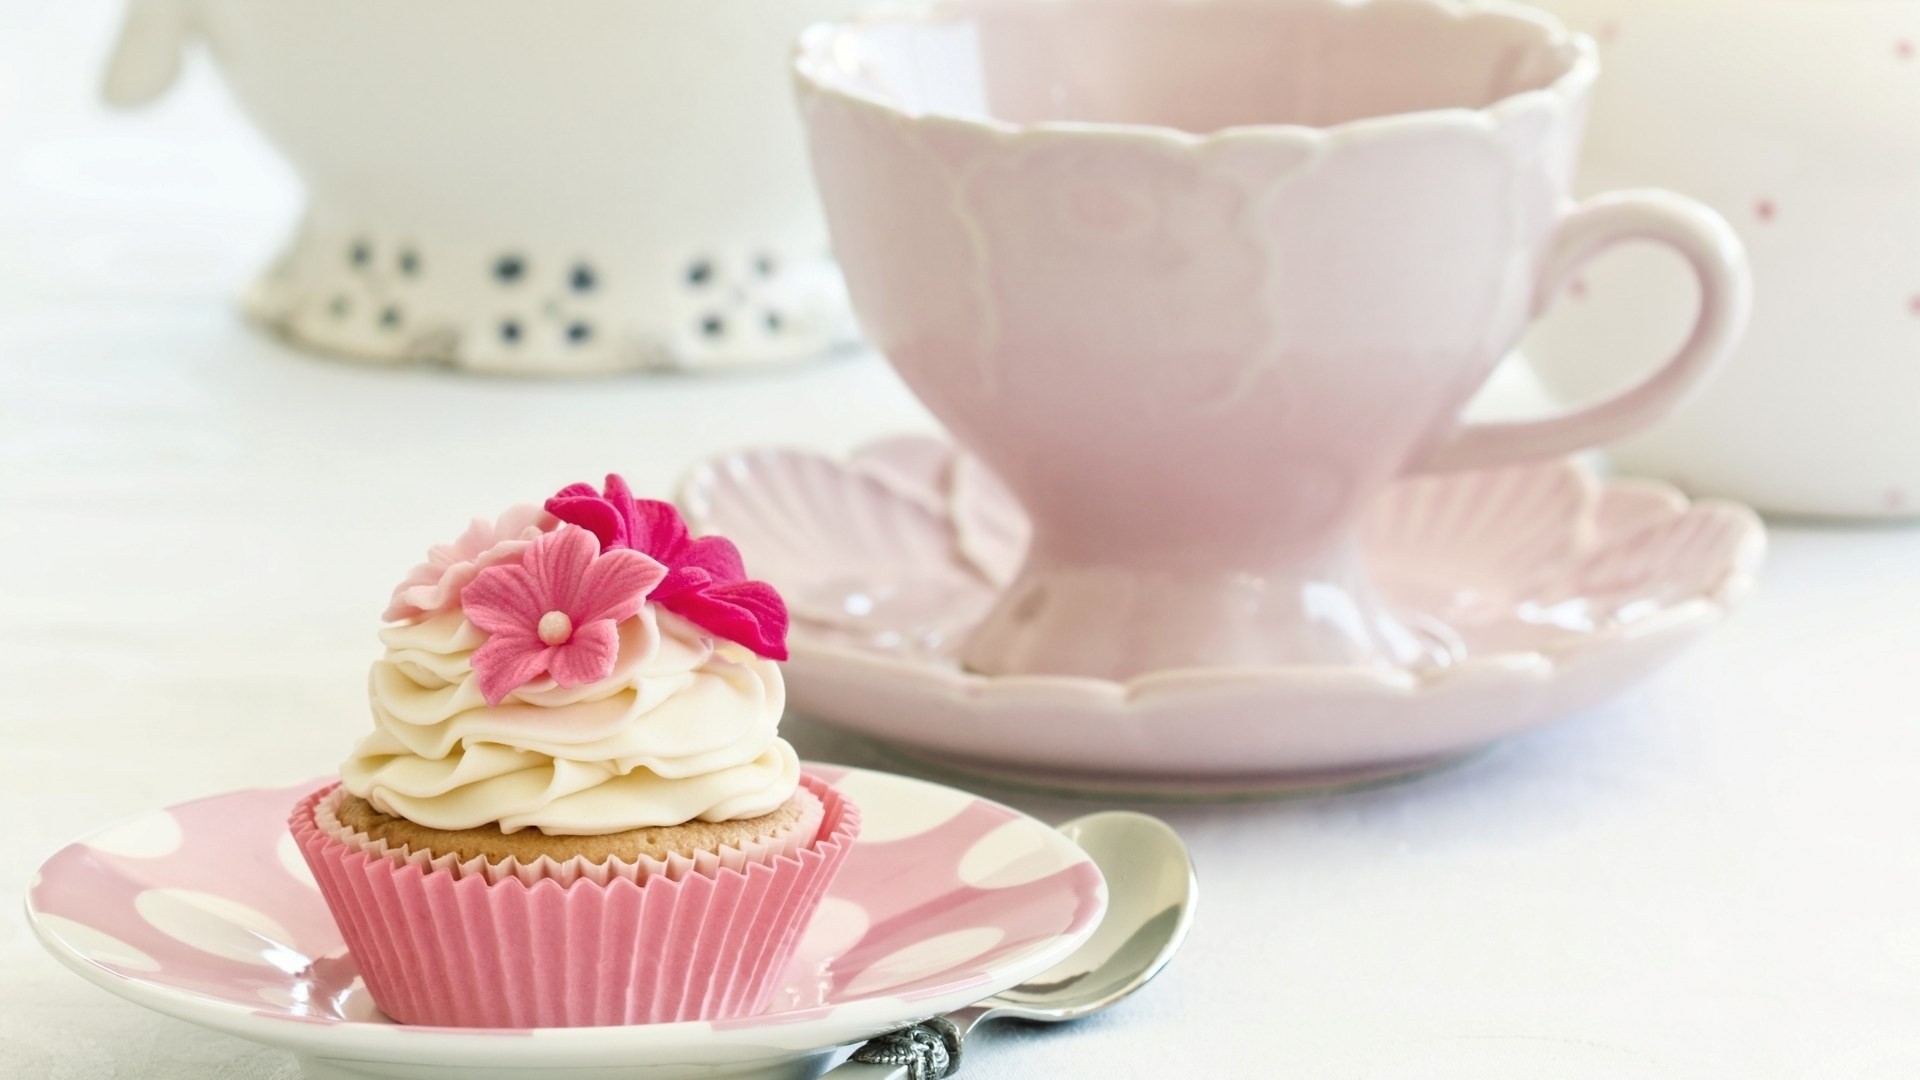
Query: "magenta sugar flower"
462 526 667 706
545 474 790 661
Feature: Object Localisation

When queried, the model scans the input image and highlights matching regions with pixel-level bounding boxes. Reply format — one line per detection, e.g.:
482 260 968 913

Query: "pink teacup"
795 0 1750 680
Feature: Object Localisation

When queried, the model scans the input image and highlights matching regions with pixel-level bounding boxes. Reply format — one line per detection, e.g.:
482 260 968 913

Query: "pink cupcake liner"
312 785 827 887
289 772 860 1028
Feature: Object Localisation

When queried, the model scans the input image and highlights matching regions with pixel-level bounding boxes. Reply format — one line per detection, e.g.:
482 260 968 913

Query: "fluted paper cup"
289 772 859 1028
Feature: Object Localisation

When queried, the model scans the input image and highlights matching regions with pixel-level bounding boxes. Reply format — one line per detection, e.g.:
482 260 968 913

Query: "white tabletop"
6 4 1920 1078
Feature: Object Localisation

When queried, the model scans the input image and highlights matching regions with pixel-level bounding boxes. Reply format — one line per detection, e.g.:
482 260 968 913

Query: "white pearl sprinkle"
537 611 573 646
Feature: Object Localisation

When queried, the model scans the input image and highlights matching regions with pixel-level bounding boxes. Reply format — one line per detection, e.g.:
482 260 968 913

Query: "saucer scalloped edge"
680 436 1766 796
26 766 1105 1080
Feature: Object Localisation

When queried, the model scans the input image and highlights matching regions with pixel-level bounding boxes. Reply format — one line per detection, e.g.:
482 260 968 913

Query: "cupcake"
290 475 859 1028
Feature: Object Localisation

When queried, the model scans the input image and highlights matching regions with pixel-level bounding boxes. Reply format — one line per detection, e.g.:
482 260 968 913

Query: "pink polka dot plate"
26 766 1106 1080
680 436 1766 797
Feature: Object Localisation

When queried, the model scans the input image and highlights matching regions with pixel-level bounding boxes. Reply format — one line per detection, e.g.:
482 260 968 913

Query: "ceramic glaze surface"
795 0 1751 680
102 0 862 373
27 767 1105 1078
681 437 1765 791
1525 0 1920 518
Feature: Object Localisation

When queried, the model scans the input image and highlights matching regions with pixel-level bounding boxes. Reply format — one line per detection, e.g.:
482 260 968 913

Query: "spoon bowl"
835 810 1196 1078
963 812 1195 1025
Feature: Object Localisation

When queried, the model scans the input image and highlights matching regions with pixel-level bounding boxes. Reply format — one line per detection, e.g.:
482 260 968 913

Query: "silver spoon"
826 811 1198 1080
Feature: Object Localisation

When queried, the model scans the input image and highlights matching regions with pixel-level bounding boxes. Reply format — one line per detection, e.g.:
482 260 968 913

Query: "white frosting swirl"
343 605 798 835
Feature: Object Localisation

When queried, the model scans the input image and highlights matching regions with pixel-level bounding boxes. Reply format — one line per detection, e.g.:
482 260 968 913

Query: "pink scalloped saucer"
680 437 1766 796
26 766 1105 1080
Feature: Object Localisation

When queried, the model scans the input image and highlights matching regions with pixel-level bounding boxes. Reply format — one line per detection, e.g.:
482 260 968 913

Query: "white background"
5 2 1920 1077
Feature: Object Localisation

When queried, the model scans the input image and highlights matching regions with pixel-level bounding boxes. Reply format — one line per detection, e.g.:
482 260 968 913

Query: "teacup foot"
961 549 1444 680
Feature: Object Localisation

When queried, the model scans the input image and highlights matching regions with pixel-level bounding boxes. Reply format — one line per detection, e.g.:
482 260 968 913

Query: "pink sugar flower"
545 474 790 660
462 526 667 706
385 505 557 623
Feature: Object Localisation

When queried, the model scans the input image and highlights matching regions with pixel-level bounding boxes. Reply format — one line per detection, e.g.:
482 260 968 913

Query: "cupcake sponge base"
335 794 810 865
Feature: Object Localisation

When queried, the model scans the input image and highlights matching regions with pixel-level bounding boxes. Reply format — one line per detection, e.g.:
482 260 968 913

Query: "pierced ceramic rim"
792 0 1599 151
679 452 1768 701
25 768 1107 1069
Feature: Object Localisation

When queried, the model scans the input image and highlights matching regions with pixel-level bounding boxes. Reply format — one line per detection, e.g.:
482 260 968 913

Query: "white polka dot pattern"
276 832 317 889
133 889 296 967
843 927 1007 997
83 810 183 859
826 770 971 843
33 915 160 973
959 819 1078 889
795 897 870 960
339 978 382 1023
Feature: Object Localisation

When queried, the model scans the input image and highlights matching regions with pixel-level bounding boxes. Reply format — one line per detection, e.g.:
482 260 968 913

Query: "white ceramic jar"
103 0 863 374
1523 0 1920 518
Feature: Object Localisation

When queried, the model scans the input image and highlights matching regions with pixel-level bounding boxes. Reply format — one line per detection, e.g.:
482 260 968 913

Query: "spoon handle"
826 1017 963 1079
826 1062 916 1080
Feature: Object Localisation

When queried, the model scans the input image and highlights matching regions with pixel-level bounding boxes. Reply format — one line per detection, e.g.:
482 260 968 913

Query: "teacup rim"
792 0 1598 149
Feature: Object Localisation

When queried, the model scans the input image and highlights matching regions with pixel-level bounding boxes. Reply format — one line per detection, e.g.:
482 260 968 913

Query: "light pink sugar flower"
462 526 668 706
384 505 557 623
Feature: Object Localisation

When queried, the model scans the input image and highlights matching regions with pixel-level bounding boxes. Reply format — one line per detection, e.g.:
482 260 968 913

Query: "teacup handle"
1415 190 1751 474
